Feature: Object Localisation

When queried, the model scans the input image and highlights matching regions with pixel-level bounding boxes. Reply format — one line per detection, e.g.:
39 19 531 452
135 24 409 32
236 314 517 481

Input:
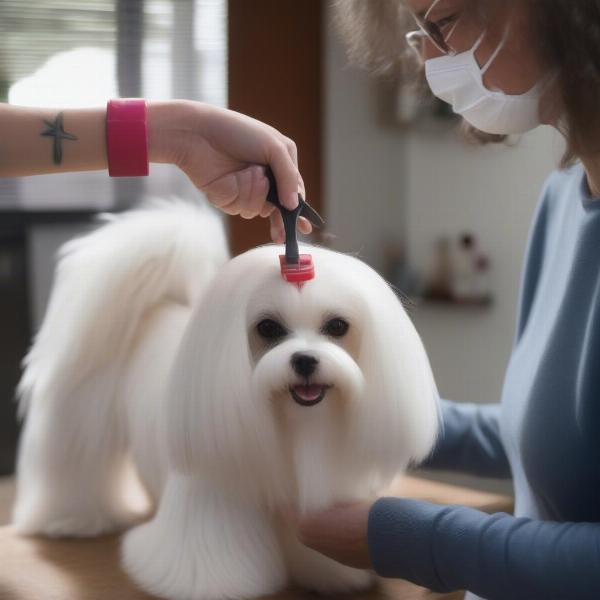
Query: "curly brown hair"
333 0 600 167
332 0 413 75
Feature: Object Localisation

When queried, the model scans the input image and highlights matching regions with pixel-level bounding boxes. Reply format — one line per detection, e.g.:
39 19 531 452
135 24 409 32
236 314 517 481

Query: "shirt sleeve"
368 497 600 600
419 398 512 479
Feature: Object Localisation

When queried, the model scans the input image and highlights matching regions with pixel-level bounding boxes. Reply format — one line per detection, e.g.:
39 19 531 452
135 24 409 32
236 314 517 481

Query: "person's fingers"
268 143 300 211
283 136 298 167
298 173 306 200
298 216 312 235
269 213 311 242
270 210 285 244
295 502 372 570
260 203 276 219
219 167 255 216
240 166 269 219
220 202 242 216
202 172 239 208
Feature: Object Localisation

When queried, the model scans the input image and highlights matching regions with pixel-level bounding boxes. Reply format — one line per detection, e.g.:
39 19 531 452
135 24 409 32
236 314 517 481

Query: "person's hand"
147 100 312 243
293 501 373 569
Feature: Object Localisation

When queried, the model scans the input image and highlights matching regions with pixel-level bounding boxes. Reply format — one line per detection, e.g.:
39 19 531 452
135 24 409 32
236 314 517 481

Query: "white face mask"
424 30 546 135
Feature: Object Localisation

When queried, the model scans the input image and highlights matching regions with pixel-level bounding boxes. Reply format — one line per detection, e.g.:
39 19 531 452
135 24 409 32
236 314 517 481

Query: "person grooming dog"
294 2 600 600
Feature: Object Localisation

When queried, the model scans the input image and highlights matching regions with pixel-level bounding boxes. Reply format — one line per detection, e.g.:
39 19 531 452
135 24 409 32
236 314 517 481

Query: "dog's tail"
18 199 229 416
13 200 228 535
18 201 227 412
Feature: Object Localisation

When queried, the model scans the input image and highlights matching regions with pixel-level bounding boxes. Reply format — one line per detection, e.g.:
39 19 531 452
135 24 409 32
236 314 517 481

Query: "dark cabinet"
0 221 29 475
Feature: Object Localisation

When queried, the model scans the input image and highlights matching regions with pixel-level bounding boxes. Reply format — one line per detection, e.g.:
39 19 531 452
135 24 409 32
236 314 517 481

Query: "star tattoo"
40 112 78 165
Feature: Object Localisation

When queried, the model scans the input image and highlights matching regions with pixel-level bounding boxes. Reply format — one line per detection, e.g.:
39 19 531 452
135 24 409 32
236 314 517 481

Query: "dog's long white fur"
13 201 441 600
14 201 228 536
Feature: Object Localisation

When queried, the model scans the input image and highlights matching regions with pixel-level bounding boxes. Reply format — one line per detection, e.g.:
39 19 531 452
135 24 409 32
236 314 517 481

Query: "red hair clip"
264 167 323 285
279 254 315 283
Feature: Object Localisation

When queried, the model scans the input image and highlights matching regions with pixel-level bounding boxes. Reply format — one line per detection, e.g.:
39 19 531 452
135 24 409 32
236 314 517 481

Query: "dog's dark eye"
256 318 288 340
322 318 349 338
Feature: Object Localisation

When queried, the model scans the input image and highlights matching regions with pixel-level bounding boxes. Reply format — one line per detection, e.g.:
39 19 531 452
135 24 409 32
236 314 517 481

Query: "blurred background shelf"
416 295 494 309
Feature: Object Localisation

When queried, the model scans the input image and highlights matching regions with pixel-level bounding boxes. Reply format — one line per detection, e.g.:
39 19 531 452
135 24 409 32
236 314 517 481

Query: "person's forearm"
0 104 110 177
0 100 305 239
419 399 512 478
369 498 600 600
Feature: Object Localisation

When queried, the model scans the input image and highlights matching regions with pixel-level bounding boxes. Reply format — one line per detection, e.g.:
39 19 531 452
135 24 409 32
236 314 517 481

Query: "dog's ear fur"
346 266 442 481
165 256 288 503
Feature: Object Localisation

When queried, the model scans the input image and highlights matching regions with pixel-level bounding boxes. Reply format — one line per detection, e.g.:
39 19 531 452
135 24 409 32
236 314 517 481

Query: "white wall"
406 126 564 406
323 6 407 273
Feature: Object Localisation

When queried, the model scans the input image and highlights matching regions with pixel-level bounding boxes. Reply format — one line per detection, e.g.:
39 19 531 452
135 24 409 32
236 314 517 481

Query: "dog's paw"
122 519 287 600
13 504 141 538
43 511 139 538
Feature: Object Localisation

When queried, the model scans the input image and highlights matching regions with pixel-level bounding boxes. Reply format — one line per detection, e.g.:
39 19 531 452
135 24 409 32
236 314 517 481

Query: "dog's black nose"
291 353 319 378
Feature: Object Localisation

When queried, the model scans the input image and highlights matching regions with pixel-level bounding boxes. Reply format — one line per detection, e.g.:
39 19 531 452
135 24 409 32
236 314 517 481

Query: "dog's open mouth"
289 384 330 407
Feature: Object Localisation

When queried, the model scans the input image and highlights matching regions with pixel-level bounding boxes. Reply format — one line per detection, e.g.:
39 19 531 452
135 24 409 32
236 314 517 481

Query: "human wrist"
147 99 208 166
147 100 172 164
0 105 109 178
368 497 445 586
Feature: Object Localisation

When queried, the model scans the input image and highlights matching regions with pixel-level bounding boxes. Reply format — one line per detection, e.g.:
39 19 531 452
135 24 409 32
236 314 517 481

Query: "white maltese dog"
13 202 440 600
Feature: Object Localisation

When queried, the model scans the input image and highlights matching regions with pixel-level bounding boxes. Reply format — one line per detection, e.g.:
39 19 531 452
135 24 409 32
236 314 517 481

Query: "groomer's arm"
369 498 600 599
0 101 311 241
419 399 512 478
297 500 600 600
0 104 108 176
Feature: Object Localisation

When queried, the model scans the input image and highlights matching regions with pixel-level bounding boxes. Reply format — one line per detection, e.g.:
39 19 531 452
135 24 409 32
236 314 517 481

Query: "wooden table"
0 476 513 600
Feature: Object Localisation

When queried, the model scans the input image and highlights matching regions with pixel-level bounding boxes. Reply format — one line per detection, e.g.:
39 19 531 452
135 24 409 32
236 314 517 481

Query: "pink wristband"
106 99 149 177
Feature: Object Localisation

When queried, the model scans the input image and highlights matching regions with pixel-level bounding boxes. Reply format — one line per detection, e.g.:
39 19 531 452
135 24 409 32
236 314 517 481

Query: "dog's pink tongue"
293 384 324 401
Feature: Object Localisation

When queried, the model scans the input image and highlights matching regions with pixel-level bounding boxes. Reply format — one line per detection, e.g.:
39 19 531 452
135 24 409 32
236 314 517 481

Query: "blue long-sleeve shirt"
367 163 600 600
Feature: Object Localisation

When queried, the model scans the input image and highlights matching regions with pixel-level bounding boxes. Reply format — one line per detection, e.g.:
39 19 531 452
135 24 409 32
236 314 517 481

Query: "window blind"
0 0 227 209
